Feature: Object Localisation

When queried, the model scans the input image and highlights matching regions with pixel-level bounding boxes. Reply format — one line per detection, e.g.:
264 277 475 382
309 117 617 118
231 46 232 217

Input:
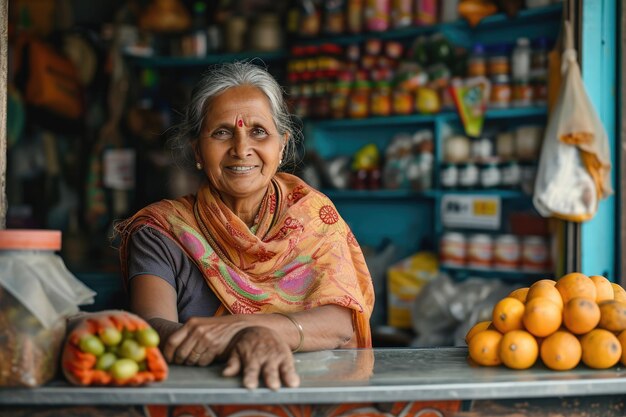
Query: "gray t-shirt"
128 227 220 322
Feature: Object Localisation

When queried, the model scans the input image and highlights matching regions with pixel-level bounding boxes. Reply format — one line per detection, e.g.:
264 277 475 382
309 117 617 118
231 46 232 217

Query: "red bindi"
238 119 243 127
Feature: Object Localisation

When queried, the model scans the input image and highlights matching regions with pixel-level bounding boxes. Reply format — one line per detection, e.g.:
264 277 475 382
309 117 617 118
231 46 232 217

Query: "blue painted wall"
581 0 617 279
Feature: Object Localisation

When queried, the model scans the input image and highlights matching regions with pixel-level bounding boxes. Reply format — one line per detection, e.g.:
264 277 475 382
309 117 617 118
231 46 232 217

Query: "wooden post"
0 0 7 229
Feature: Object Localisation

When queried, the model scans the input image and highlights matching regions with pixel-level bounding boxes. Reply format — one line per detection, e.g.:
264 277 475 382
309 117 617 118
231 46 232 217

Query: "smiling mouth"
227 165 257 173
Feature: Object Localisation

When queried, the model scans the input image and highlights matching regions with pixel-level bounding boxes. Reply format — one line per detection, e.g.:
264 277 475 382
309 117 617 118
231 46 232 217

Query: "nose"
231 131 252 159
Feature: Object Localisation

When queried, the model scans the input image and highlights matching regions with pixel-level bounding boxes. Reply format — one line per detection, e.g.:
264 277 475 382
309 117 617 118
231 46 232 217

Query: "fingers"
279 359 300 388
223 327 300 390
162 326 188 362
222 353 242 377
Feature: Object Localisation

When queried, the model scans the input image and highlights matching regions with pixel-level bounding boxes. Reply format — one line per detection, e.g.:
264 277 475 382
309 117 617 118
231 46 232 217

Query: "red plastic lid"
0 229 62 250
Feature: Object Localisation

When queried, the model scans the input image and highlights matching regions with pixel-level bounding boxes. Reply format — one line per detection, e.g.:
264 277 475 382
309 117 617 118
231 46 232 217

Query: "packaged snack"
62 310 168 386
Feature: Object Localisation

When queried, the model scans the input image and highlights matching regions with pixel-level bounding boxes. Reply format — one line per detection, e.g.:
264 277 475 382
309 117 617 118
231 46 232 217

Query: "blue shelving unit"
293 3 562 47
124 50 288 68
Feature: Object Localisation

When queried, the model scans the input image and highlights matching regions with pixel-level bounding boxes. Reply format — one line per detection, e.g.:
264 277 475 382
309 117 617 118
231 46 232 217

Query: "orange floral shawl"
117 173 374 348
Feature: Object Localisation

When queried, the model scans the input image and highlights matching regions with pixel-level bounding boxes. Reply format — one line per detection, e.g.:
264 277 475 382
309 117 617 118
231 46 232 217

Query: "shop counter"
1 347 626 415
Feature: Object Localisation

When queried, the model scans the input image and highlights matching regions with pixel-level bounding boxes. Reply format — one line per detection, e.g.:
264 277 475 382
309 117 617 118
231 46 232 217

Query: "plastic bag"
533 22 612 222
62 310 168 386
0 246 95 387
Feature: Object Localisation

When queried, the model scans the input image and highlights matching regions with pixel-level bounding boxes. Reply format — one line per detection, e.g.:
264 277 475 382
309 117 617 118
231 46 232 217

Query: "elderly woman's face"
196 85 285 204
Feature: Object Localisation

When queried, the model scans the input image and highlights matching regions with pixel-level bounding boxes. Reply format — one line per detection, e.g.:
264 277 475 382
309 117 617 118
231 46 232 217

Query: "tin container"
440 232 466 267
467 234 493 269
522 235 550 272
493 234 521 269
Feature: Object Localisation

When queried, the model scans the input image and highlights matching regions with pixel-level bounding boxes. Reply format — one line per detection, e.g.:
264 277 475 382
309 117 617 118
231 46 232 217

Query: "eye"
211 128 232 139
251 127 268 138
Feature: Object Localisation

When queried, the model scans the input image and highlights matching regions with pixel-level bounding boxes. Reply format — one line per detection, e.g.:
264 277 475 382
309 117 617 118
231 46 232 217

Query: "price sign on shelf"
441 194 501 230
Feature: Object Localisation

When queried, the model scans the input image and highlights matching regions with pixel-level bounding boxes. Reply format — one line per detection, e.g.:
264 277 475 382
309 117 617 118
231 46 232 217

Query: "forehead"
205 85 273 118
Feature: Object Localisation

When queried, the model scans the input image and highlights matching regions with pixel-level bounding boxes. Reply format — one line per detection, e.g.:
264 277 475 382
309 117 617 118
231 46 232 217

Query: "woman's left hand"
222 326 300 390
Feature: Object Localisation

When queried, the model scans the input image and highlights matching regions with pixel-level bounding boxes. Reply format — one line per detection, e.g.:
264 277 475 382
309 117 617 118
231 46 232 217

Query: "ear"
281 132 289 154
192 138 201 162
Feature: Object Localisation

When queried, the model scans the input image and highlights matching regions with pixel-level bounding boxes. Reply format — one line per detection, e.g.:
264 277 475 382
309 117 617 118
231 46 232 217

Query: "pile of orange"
466 273 626 371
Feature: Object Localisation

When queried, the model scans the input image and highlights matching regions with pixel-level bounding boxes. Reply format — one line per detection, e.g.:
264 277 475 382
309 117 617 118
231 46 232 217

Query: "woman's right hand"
222 326 300 390
162 315 249 367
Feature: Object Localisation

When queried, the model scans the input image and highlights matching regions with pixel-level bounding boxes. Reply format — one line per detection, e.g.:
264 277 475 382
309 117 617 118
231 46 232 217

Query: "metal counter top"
2 347 626 405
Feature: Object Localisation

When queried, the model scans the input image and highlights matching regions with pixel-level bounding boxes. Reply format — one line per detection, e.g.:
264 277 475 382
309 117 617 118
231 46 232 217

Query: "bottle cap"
0 229 62 250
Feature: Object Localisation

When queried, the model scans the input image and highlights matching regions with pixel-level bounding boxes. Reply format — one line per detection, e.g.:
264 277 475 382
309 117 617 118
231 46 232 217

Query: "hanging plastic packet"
450 76 491 138
533 22 613 221
0 230 95 387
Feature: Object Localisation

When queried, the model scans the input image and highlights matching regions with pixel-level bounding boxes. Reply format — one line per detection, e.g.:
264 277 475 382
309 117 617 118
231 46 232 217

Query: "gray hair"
170 61 300 172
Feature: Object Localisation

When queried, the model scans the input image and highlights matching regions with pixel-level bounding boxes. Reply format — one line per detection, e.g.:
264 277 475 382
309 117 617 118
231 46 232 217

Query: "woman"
116 61 375 391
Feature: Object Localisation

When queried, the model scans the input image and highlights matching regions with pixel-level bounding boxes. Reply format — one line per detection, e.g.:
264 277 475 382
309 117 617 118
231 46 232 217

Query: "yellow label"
473 200 498 216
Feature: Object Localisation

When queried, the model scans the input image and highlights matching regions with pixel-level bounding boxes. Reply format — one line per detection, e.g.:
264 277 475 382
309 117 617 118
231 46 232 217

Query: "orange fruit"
616 330 626 366
522 297 562 337
555 272 596 303
598 300 626 332
612 283 626 303
499 330 538 370
465 320 491 345
468 330 503 366
580 329 622 369
540 330 582 370
492 297 525 333
562 297 601 335
534 279 557 286
526 281 563 310
508 287 529 303
589 275 614 302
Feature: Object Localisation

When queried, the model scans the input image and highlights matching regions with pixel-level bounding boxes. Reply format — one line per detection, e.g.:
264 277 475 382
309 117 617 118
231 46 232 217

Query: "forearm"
240 305 354 352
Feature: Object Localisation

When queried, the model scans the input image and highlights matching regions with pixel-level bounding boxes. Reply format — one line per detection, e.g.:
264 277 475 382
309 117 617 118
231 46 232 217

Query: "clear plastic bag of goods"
0 230 95 387
410 272 458 337
533 23 612 222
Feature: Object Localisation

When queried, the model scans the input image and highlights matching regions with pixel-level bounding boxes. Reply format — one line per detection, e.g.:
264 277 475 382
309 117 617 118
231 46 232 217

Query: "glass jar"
330 81 351 119
364 0 390 32
489 74 511 109
349 81 371 118
0 230 94 387
512 79 533 107
488 46 510 76
392 88 414 115
370 81 392 117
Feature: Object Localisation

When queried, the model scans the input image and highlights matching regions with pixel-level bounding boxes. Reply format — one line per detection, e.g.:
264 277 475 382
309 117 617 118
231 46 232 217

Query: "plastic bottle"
511 37 531 81
189 1 208 57
531 38 549 106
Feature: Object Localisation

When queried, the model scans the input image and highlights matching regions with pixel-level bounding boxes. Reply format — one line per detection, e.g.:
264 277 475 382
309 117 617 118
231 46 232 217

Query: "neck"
218 188 269 228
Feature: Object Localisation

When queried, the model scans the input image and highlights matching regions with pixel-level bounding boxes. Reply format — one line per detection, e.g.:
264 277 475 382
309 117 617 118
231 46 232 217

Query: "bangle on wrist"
274 312 304 353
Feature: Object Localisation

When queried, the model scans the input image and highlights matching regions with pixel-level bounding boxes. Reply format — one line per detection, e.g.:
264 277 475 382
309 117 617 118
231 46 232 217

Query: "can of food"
440 232 466 267
493 234 521 269
522 235 550 272
467 234 493 269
